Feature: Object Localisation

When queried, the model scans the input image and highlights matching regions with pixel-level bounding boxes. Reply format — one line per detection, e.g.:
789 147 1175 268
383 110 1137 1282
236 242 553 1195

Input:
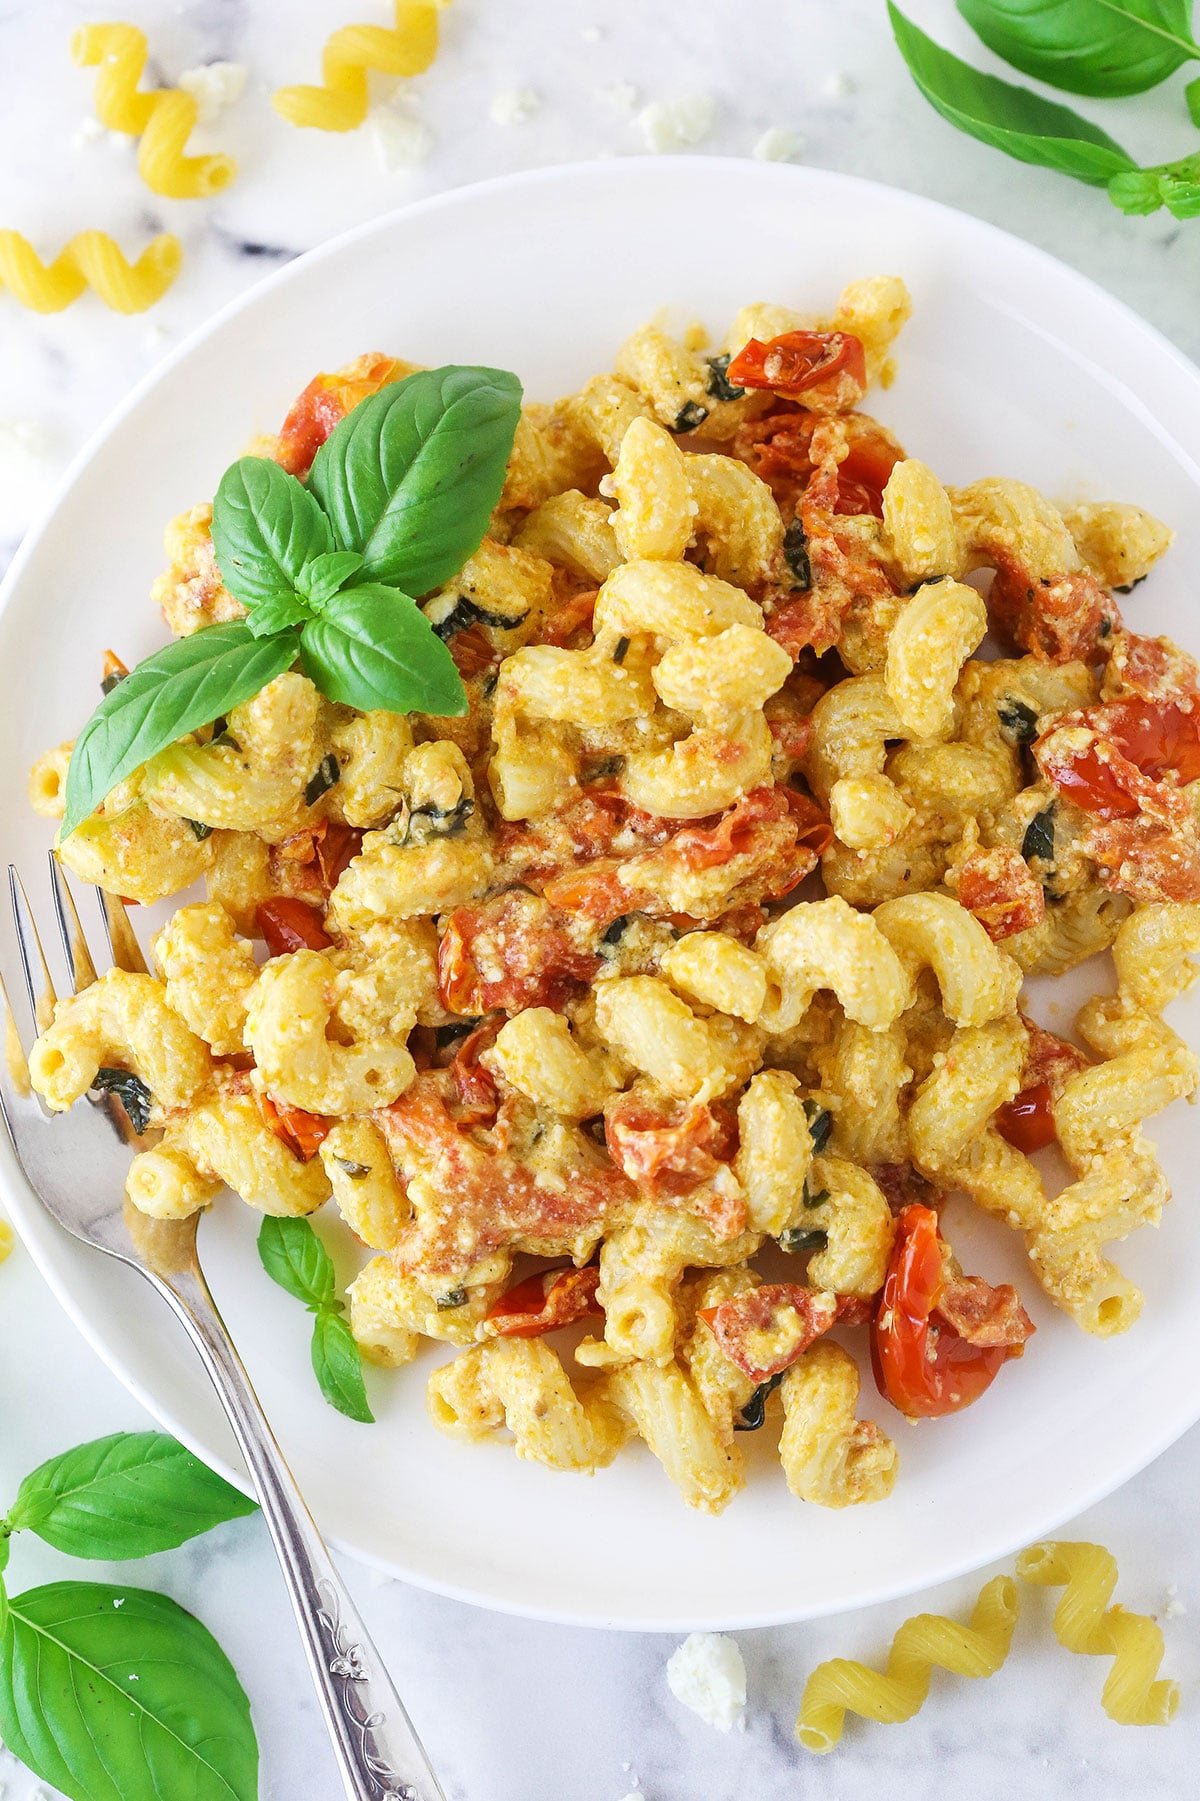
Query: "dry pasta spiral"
0 1215 13 1265
796 1576 1019 1753
72 23 237 198
1017 1542 1180 1725
272 1 444 132
0 231 182 313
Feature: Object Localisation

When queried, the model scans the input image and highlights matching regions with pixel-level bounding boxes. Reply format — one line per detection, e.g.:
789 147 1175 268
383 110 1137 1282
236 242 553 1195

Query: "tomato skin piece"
726 329 866 400
259 1092 332 1162
996 1082 1057 1154
256 897 334 956
871 1206 1013 1420
485 1265 601 1338
832 434 903 518
1036 699 1200 819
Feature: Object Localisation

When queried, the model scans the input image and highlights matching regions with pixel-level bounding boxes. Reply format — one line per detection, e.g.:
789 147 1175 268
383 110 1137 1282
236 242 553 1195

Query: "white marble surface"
2 1 1200 1796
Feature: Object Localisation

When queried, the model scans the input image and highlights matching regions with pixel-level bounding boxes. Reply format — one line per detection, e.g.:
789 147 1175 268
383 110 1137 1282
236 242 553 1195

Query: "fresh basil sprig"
0 1430 258 1801
958 0 1200 98
61 364 522 840
258 1215 374 1424
890 4 1200 219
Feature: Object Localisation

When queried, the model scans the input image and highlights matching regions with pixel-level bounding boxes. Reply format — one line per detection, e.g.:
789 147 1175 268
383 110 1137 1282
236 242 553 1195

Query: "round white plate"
4 158 1200 1631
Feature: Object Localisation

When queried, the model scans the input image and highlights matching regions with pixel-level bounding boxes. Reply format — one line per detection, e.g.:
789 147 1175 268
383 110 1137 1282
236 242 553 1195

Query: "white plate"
4 158 1200 1632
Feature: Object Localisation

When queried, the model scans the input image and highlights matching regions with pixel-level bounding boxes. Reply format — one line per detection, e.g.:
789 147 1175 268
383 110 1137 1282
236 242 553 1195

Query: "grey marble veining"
2 2 1199 1796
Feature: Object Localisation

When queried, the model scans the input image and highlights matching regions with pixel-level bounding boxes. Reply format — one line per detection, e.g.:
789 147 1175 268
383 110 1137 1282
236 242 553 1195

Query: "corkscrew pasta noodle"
0 231 182 313
273 1 445 133
72 23 237 199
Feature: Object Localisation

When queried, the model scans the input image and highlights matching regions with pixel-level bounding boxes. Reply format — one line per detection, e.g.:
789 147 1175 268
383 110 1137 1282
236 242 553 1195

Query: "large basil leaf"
9 1433 254 1560
308 366 523 595
62 623 297 837
957 1 1199 97
312 1312 374 1425
210 457 333 611
299 584 467 717
890 3 1138 183
258 1215 336 1312
0 1582 258 1801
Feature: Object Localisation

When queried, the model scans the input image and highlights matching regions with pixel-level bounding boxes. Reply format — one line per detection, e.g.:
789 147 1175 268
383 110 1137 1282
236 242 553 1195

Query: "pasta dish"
25 275 1200 1514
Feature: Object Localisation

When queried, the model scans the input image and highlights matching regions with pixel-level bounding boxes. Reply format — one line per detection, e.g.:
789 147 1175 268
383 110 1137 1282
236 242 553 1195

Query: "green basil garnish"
890 3 1200 219
783 518 812 589
62 366 522 837
436 1287 468 1310
308 365 523 595
673 400 709 433
334 1156 371 1179
779 1226 829 1255
804 1101 833 1156
957 0 1200 99
706 353 745 402
257 1216 373 1423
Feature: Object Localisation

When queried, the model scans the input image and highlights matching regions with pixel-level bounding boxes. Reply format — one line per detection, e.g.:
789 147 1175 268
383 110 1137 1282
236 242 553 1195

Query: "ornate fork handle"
149 1254 445 1801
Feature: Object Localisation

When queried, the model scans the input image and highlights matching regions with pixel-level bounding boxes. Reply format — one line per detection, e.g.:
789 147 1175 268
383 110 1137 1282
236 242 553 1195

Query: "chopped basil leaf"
612 635 630 664
91 1067 153 1135
733 1369 785 1431
1022 805 1056 867
778 1225 829 1254
334 1157 371 1179
706 353 745 403
601 914 633 947
783 518 812 589
803 1183 831 1211
304 753 341 806
430 595 530 640
583 754 625 783
673 400 709 433
100 670 126 697
396 796 475 844
184 818 213 840
998 699 1039 745
1115 576 1147 596
436 1286 468 1311
434 1019 482 1048
804 1101 832 1155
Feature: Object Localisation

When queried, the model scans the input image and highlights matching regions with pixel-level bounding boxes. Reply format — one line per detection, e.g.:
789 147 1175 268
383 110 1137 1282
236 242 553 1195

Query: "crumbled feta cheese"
490 87 540 126
581 23 604 42
72 114 106 149
665 1631 746 1731
752 126 805 163
1164 1584 1187 1618
597 80 640 112
637 93 715 153
0 418 57 523
142 321 170 352
370 105 433 171
178 62 248 123
823 71 856 98
113 1596 126 1608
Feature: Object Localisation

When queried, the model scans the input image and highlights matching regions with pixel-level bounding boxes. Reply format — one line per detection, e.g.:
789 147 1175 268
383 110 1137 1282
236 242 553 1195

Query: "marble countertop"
2 1 1199 1796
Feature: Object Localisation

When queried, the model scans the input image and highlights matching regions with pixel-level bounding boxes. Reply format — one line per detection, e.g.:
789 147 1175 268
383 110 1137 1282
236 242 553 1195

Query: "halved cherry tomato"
996 1081 1056 1154
870 1205 1022 1419
699 1283 840 1383
1037 698 1200 819
259 1093 331 1161
485 1265 602 1338
1104 698 1200 785
315 822 362 892
256 897 333 956
274 353 401 477
727 329 866 400
833 434 903 518
448 625 496 677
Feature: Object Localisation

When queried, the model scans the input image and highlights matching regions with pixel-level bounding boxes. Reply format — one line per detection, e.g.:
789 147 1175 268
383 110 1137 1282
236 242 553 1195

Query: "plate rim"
5 154 1200 1631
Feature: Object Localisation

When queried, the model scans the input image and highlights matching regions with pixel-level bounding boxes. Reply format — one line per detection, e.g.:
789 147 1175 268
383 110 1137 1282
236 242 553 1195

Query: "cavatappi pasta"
29 276 1200 1513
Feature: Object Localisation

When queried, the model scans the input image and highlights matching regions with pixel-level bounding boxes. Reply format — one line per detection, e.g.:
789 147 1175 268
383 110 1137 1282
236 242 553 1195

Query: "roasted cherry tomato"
485 1265 602 1338
314 822 362 892
726 329 866 400
996 1081 1057 1154
275 353 401 476
833 433 903 518
256 897 333 956
259 1093 331 1162
871 1205 1019 1420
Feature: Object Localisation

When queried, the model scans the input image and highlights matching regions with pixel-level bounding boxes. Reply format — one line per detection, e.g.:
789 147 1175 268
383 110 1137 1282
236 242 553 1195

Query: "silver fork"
0 855 446 1801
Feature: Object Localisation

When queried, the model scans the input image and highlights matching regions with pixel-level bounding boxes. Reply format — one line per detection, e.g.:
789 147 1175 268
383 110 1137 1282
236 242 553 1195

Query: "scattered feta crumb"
71 115 106 149
178 61 248 123
127 1673 139 1682
637 93 715 154
596 80 640 112
665 1631 746 1731
142 321 170 351
0 418 57 523
581 23 604 43
823 71 856 99
490 87 540 126
113 1596 126 1608
370 105 433 171
752 126 805 163
1164 1584 1187 1619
